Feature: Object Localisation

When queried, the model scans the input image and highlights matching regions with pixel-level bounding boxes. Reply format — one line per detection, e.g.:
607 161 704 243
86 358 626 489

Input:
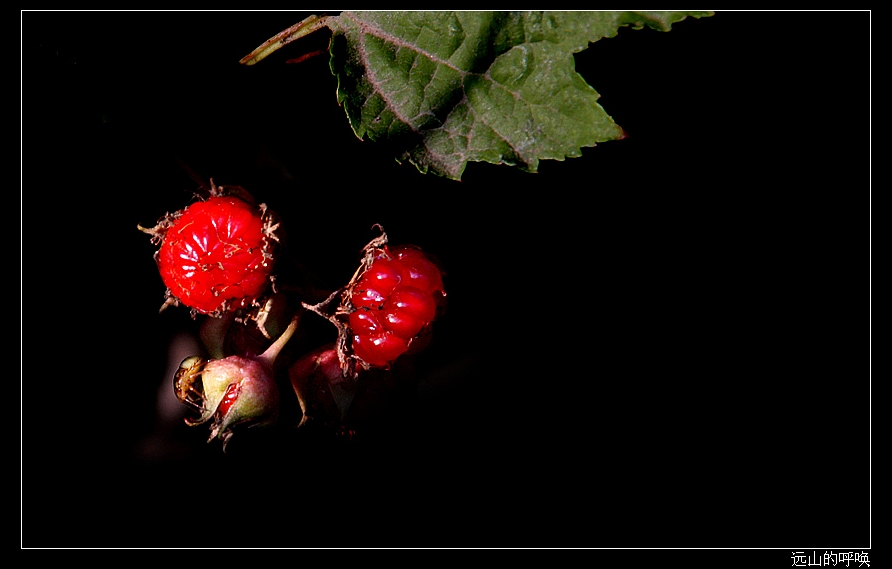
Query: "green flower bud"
174 354 279 449
173 313 300 451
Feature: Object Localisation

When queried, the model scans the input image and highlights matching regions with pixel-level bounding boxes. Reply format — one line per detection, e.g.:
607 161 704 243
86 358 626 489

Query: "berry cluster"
141 185 446 450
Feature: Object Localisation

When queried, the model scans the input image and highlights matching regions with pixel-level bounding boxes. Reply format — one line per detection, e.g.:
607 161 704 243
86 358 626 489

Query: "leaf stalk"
239 14 330 66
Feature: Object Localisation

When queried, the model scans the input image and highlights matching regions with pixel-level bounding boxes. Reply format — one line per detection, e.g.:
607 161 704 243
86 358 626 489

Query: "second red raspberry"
347 246 446 368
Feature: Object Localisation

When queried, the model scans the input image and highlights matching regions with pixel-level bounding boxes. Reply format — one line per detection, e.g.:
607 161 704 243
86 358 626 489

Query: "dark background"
22 11 869 549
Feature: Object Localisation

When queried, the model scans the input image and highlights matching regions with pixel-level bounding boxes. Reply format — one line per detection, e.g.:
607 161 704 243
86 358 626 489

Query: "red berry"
392 247 445 293
350 258 401 309
348 309 382 335
346 244 446 368
147 189 279 316
383 288 437 337
351 330 410 368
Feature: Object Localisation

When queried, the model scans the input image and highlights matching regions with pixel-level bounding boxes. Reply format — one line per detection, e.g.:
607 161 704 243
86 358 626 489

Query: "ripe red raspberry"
140 182 281 316
347 245 446 368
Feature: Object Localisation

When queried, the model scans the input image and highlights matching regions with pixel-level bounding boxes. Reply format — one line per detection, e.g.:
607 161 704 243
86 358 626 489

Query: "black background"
22 11 870 549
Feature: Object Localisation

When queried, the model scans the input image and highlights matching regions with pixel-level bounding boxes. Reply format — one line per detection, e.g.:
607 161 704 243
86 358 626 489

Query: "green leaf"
325 11 713 180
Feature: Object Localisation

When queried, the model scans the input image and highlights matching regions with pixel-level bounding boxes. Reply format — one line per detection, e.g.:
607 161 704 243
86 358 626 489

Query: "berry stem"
301 290 357 379
200 311 235 360
256 310 302 370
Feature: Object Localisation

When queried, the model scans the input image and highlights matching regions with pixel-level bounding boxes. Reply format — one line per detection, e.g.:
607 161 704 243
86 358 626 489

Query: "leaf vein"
353 24 420 135
344 12 467 75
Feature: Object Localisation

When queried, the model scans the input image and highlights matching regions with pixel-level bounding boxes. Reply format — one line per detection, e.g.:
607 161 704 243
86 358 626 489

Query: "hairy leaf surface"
324 11 713 179
242 11 713 179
